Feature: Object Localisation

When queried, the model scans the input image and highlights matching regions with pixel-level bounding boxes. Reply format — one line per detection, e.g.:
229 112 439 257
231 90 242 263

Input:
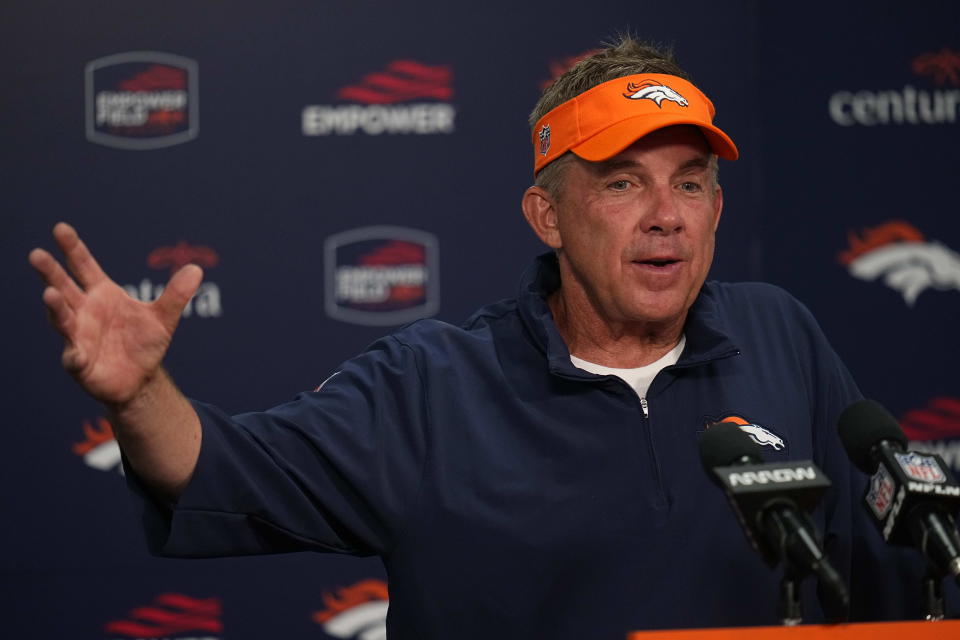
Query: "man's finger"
42 286 77 339
29 247 85 308
154 264 204 329
53 222 109 290
62 344 88 374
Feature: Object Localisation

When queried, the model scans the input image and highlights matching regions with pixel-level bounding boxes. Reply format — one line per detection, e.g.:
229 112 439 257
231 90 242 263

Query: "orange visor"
532 73 738 175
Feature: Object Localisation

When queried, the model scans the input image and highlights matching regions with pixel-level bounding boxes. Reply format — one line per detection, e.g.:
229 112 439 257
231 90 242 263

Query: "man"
30 38 904 638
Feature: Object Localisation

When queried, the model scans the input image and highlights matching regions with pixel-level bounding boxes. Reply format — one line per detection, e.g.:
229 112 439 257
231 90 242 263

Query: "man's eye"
679 181 702 192
609 180 630 191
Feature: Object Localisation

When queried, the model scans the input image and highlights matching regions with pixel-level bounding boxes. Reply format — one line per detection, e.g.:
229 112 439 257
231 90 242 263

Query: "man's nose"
640 184 683 234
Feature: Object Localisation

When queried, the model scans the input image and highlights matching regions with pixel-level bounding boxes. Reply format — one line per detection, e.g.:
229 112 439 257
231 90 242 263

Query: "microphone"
838 399 960 584
699 422 849 618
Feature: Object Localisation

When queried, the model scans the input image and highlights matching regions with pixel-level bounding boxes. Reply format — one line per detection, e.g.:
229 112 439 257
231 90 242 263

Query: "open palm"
29 223 203 406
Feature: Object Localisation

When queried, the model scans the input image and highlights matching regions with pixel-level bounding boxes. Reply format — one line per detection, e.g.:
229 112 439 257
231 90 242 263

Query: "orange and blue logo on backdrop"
313 579 389 640
839 220 960 306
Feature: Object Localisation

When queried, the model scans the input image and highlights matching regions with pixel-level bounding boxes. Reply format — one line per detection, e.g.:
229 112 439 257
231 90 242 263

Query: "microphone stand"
764 504 849 625
909 505 960 619
777 563 805 626
922 569 946 621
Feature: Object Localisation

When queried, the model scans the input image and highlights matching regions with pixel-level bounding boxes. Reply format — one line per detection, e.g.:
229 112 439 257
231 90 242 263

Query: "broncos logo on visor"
623 80 689 107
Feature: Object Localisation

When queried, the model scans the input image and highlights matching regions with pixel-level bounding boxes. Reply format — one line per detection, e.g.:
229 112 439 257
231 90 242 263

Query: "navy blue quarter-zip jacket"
135 253 928 638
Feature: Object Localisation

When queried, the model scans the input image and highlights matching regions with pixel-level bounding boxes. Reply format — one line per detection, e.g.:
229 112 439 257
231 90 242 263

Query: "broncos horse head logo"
839 221 960 306
313 579 389 639
623 80 689 107
711 415 786 451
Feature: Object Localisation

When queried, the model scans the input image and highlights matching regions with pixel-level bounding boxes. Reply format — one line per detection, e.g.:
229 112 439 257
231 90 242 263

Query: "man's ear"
712 184 724 231
521 186 562 249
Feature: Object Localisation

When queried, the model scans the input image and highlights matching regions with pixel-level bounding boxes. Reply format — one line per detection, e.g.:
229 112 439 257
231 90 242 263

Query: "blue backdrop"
4 1 959 637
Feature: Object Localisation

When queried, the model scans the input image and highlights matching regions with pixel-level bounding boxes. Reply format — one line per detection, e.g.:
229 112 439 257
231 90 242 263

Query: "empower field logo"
85 51 199 149
325 226 439 326
302 60 455 136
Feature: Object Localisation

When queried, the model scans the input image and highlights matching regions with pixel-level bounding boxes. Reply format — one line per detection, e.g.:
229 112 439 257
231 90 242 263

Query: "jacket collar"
517 252 740 377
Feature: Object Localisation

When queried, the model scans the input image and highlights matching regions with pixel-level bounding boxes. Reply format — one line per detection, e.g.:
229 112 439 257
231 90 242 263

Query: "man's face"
549 125 723 330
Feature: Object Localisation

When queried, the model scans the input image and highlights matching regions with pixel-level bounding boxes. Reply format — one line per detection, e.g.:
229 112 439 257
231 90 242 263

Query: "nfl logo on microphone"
895 452 947 484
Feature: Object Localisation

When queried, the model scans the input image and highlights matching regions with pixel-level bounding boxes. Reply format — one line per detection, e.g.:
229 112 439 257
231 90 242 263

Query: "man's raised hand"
29 223 203 407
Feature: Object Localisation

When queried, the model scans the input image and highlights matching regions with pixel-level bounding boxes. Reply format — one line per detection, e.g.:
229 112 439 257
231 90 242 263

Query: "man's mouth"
633 257 682 268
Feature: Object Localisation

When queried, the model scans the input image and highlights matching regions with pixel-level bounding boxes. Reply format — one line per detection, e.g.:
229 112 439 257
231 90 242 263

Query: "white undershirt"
570 335 686 416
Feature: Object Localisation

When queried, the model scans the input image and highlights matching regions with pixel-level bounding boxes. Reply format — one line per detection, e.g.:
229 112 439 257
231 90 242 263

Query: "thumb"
154 264 204 328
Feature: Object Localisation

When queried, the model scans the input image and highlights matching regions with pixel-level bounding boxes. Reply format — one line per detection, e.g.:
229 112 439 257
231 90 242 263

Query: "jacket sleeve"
126 334 429 559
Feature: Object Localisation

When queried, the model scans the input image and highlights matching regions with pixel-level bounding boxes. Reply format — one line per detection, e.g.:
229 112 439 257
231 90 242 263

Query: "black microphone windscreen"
698 421 764 478
837 399 909 473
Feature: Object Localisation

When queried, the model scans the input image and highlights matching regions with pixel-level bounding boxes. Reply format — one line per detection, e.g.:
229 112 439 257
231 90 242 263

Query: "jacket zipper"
607 379 665 510
636 393 667 509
